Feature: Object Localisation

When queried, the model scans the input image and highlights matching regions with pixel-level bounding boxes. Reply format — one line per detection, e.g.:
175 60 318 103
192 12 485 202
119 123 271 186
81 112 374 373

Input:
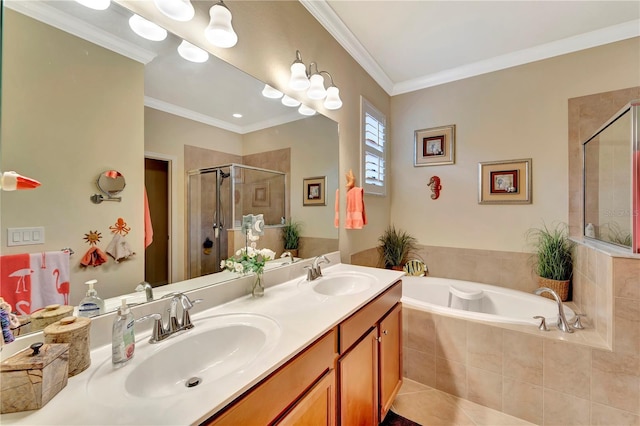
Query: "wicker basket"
537 277 570 301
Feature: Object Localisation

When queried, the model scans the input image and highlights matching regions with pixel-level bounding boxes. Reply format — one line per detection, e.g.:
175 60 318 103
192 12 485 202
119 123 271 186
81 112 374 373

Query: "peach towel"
144 187 154 248
345 187 367 230
334 189 340 228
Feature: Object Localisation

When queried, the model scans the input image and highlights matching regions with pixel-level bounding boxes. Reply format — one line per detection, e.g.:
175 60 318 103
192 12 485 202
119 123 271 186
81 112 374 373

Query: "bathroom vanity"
0 261 404 425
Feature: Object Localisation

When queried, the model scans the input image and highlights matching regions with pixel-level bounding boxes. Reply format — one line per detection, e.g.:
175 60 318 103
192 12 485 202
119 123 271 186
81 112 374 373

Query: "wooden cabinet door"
379 303 403 421
277 369 336 426
338 327 379 426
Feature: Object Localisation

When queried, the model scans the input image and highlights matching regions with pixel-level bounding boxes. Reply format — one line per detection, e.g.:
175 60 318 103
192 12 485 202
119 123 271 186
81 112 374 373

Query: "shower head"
219 170 231 179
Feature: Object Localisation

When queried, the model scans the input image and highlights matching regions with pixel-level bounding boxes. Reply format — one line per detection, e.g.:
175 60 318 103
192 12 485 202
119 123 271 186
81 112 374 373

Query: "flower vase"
252 271 265 298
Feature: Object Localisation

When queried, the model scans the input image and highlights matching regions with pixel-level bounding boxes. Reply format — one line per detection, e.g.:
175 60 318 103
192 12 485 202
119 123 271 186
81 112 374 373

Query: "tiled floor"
391 378 537 426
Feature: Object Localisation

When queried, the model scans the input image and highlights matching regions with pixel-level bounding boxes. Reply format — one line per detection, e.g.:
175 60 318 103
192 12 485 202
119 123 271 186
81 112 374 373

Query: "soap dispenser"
112 298 135 367
78 279 105 318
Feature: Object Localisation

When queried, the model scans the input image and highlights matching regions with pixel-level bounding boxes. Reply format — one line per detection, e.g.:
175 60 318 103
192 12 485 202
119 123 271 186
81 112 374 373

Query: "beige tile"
406 307 436 354
466 366 502 411
503 378 543 425
499 254 538 293
435 316 467 363
591 350 640 414
454 397 536 426
595 252 612 290
404 347 436 387
397 377 432 395
614 258 640 300
467 322 503 374
543 388 590 425
503 330 543 385
614 297 640 356
543 340 591 399
587 247 597 282
391 388 475 426
591 402 640 425
435 357 467 399
595 283 610 343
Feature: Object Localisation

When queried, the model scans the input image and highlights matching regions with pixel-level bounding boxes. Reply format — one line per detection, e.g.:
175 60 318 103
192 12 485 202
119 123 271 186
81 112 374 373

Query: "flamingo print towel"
0 251 70 315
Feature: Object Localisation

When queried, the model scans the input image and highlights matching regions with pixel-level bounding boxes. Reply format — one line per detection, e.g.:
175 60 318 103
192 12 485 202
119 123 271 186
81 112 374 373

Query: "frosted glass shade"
153 0 194 21
204 3 238 48
307 74 327 100
324 86 343 110
129 14 167 41
262 84 284 99
281 95 301 107
177 40 209 63
74 0 110 10
289 62 310 91
298 104 316 116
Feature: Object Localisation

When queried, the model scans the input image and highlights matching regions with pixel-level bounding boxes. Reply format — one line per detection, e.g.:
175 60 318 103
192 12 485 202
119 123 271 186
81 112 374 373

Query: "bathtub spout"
534 287 573 333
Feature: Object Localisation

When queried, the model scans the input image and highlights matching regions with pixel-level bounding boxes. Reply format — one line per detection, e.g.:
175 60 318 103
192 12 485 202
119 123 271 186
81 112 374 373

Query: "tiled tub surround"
399 243 640 425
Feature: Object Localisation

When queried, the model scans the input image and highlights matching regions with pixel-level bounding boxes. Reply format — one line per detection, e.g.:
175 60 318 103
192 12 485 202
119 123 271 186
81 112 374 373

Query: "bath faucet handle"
136 313 166 343
572 313 586 330
304 265 317 281
533 316 549 331
181 298 203 329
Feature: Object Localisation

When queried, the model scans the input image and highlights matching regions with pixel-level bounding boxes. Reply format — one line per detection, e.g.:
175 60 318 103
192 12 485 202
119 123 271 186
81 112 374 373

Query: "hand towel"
0 253 31 314
345 187 367 230
144 187 154 248
81 246 109 267
334 188 340 228
106 233 135 263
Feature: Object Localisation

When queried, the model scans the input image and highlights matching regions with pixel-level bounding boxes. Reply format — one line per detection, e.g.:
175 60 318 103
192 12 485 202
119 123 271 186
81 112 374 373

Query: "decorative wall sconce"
288 50 343 110
427 176 442 200
205 0 238 48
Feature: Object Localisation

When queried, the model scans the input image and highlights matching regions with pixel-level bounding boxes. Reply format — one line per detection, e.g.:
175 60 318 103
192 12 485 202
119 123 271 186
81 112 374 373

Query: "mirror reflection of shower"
187 164 287 279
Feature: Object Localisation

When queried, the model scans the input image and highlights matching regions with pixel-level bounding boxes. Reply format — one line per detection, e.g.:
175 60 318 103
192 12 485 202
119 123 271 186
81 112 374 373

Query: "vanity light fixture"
288 50 343 110
153 0 194 22
298 104 316 116
204 0 238 48
281 95 301 108
74 0 110 11
262 84 284 99
177 40 209 63
129 14 168 41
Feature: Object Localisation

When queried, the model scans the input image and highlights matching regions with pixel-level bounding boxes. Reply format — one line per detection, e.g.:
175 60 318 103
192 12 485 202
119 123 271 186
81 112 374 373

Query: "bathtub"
401 276 575 326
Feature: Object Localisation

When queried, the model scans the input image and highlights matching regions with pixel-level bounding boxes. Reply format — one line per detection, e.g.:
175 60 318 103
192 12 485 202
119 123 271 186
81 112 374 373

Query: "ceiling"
301 0 640 95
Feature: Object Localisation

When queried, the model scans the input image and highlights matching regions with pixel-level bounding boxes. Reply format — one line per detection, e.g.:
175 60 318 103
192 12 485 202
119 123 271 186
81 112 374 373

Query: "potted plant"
527 222 575 301
377 225 418 270
281 219 302 258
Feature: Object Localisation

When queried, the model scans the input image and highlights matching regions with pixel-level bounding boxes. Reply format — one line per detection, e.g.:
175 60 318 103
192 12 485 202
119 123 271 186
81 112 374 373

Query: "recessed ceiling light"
232 113 243 118
129 14 168 41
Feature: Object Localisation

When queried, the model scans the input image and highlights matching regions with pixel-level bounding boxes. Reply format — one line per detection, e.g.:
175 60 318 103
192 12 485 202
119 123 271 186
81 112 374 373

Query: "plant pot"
391 266 404 271
537 276 570 302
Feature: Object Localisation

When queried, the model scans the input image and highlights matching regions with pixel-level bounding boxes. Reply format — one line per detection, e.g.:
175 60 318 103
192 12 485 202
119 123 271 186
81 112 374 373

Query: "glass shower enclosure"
187 164 286 279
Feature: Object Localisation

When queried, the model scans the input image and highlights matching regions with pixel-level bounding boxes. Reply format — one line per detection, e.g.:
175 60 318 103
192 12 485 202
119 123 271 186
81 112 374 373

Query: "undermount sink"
311 271 375 296
87 313 281 404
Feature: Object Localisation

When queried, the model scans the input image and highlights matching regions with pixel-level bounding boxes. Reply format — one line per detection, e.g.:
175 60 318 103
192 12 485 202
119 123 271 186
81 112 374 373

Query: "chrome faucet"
280 251 294 265
135 281 154 302
306 255 330 281
141 293 202 344
534 287 573 333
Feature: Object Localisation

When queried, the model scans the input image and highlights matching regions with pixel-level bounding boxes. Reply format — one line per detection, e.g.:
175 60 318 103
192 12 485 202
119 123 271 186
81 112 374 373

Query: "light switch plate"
7 227 45 246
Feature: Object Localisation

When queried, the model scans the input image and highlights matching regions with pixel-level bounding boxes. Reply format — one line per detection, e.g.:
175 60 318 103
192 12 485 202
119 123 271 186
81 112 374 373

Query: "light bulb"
307 74 327 100
298 104 316 116
324 86 343 110
262 84 283 99
204 2 238 48
281 95 301 107
129 14 167 41
74 0 110 10
289 62 309 91
177 40 209 63
153 0 194 21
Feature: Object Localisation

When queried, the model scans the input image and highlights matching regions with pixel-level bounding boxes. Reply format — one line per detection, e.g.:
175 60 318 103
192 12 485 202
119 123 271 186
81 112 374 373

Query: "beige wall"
390 38 640 253
1 10 145 303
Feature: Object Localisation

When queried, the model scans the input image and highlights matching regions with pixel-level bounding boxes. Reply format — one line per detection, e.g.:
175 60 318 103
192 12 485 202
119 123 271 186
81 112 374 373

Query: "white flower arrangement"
220 246 276 276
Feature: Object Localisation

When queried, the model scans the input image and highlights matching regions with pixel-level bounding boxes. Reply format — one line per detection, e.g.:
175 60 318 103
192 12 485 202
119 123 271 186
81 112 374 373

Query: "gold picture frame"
303 176 326 206
478 158 532 204
414 124 455 166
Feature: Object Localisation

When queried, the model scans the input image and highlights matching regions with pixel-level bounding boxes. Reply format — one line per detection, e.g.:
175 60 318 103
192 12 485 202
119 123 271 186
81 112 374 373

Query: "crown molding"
5 0 156 64
299 0 395 95
392 19 640 95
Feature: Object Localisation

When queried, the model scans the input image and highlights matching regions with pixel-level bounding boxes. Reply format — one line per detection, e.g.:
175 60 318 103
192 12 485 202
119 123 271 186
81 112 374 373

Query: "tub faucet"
306 255 330 281
135 281 153 302
534 287 573 333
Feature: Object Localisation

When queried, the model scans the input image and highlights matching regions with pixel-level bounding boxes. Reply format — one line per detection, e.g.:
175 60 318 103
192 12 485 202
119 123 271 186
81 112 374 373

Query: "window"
361 97 386 196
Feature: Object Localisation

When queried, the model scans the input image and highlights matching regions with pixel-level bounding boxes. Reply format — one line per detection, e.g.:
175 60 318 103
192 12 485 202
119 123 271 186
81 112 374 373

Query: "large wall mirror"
583 100 639 253
0 0 339 338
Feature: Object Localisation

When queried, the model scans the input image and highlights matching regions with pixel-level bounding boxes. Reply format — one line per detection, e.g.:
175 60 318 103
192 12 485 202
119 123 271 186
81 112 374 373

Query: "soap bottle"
112 298 135 367
78 279 105 318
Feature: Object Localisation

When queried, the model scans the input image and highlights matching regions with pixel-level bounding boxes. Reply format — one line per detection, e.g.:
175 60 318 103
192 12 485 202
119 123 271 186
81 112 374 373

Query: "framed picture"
414 124 455 166
252 182 270 207
478 158 531 204
303 176 326 206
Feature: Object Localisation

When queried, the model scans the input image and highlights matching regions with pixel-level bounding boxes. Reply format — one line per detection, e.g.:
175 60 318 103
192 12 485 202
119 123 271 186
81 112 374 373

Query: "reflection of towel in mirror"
80 247 108 268
345 187 367 230
334 188 340 228
106 234 135 263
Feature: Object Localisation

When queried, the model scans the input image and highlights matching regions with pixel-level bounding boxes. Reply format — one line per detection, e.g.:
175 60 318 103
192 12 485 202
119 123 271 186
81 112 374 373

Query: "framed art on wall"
414 124 455 166
478 158 532 204
303 176 326 206
252 182 270 207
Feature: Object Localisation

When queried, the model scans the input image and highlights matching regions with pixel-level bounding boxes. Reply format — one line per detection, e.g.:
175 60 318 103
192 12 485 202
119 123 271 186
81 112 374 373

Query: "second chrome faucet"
138 293 202 344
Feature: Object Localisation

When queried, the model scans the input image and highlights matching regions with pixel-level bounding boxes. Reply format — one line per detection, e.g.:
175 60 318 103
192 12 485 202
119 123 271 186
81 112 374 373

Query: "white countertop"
1 263 404 425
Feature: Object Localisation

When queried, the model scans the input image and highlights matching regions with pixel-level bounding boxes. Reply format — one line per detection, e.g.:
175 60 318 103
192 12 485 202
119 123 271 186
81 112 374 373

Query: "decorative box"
0 342 69 414
30 304 74 332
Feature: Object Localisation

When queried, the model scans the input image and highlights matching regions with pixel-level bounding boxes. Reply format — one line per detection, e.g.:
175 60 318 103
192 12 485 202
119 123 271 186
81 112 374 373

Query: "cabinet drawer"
205 328 338 425
339 281 401 353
